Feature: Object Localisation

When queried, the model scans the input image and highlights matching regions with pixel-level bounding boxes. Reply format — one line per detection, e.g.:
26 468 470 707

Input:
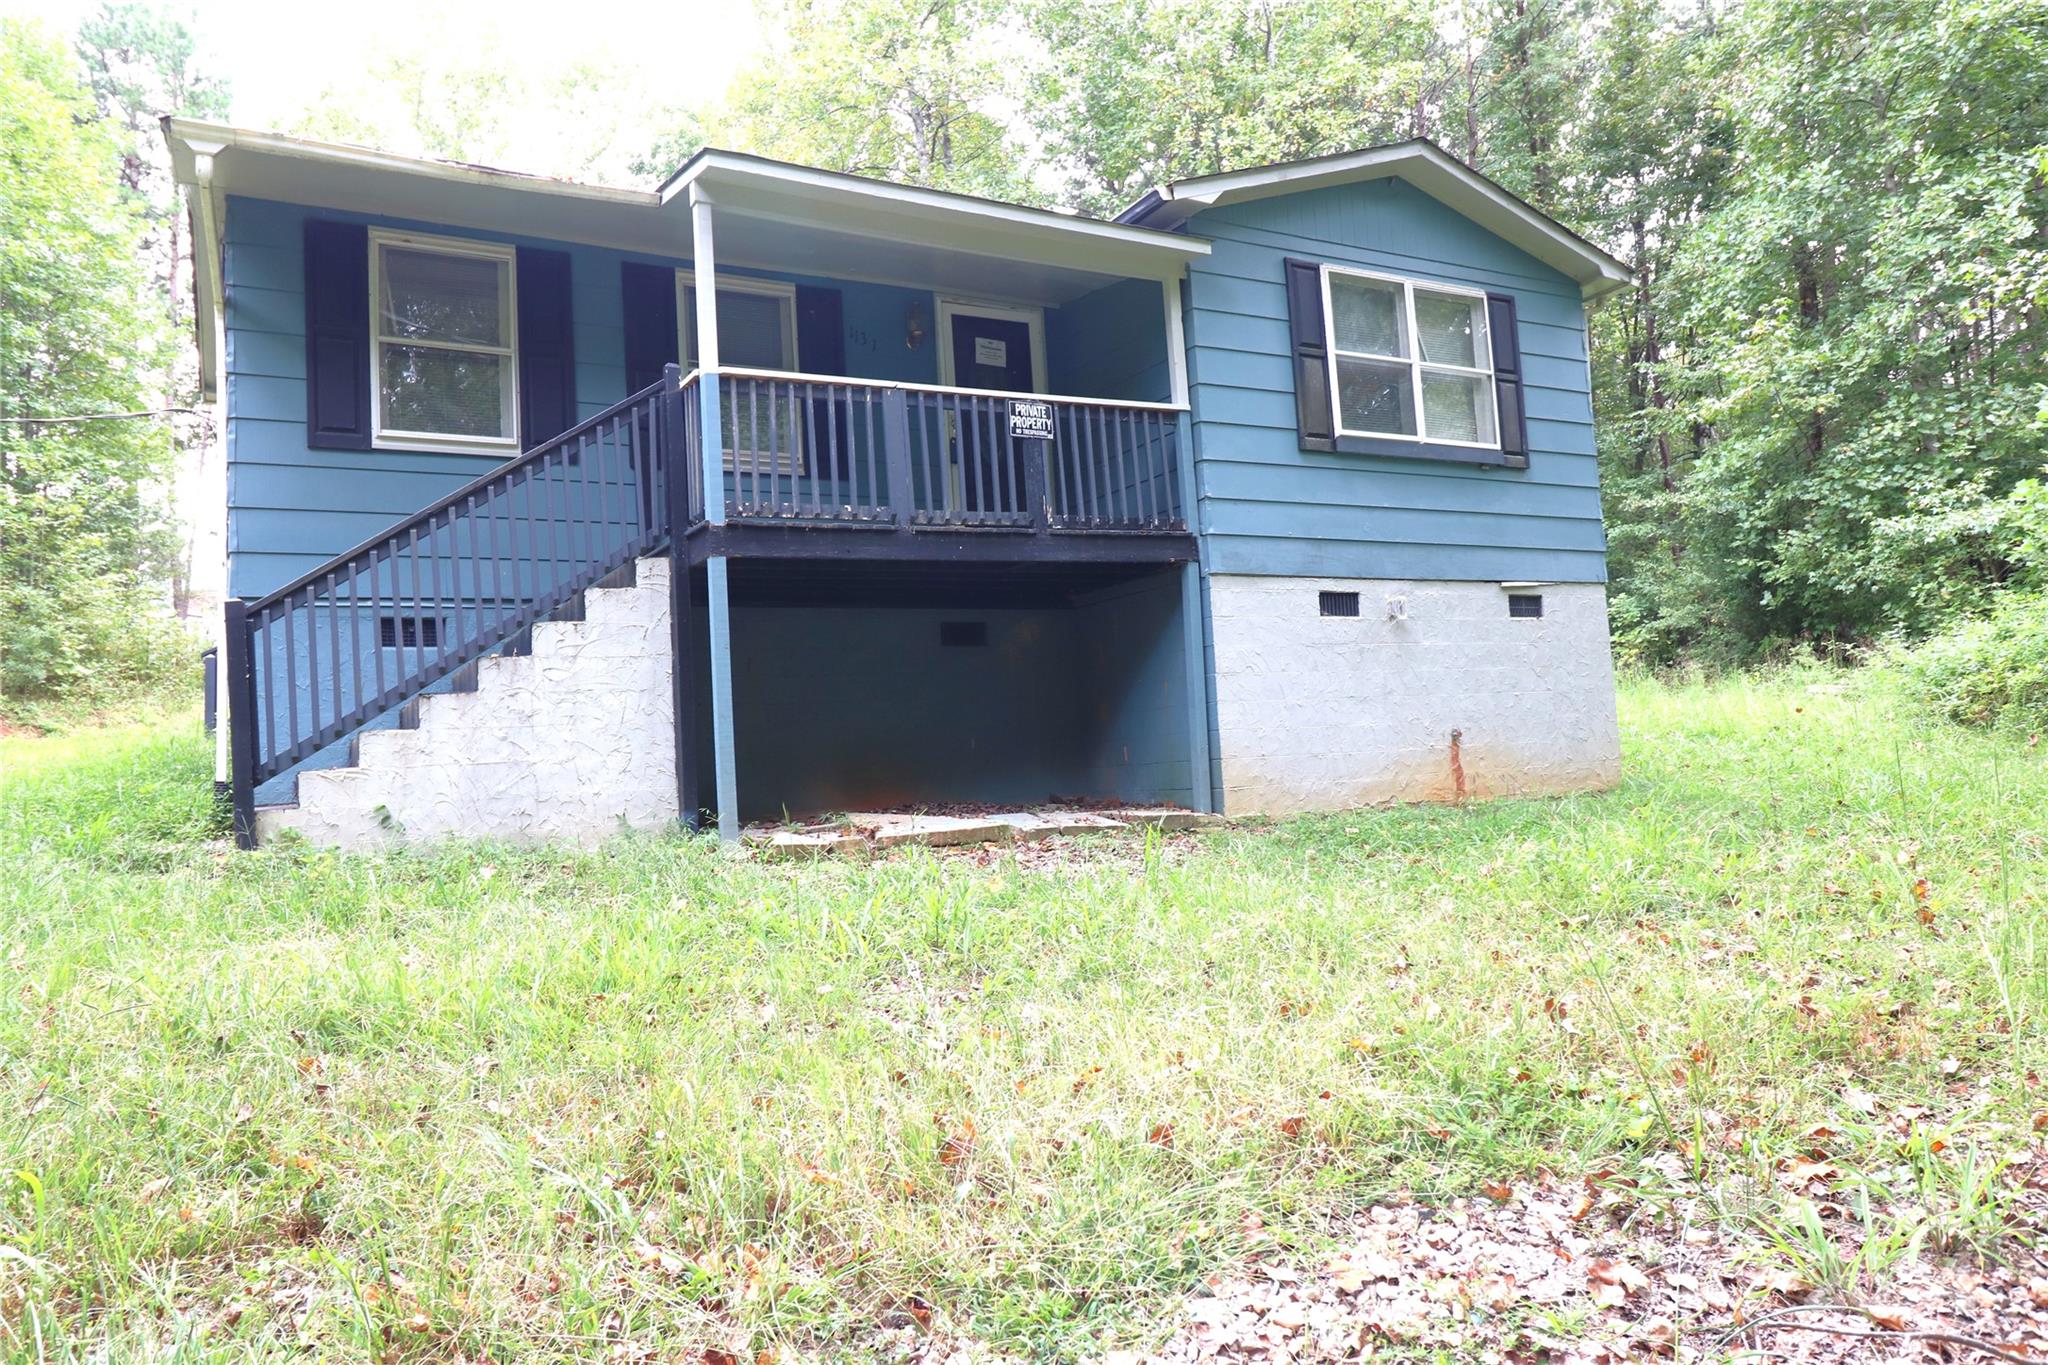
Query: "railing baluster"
305 579 323 743
347 561 363 731
282 593 300 767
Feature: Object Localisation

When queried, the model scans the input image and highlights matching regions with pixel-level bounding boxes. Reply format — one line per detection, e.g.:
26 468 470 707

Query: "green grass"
2 668 2042 1360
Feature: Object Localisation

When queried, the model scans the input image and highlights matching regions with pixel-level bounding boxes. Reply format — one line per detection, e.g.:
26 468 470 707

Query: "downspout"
191 146 232 793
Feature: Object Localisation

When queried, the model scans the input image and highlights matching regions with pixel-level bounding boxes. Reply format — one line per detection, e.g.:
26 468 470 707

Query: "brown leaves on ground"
1129 1165 2048 1364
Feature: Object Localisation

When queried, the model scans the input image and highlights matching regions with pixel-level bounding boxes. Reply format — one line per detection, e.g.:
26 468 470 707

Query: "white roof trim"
661 149 1206 267
1121 140 1631 301
164 118 659 207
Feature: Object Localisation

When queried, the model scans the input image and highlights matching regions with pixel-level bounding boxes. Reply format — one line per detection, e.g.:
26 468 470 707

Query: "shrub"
1897 588 2048 730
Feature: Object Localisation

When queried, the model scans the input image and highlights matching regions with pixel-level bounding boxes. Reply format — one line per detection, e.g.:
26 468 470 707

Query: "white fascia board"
163 118 658 208
667 149 1209 281
1126 141 1631 301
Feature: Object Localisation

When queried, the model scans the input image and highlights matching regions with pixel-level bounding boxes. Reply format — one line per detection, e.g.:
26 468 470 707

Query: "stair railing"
223 366 696 845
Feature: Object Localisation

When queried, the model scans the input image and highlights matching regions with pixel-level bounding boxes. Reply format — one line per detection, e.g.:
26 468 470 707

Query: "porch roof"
163 119 1209 400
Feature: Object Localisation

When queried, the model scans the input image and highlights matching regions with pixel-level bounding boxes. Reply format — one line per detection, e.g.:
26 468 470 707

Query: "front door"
944 310 1037 515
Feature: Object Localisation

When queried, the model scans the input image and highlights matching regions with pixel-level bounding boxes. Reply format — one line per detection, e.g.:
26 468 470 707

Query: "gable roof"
1116 139 1632 301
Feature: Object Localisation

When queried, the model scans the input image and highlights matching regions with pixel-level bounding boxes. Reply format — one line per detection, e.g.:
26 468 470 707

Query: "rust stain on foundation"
1448 728 1467 802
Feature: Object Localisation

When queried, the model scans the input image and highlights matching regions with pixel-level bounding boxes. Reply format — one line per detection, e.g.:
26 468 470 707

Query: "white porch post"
691 186 741 840
1164 275 1214 813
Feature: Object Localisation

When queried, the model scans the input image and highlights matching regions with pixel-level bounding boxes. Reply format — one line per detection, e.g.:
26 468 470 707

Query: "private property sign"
1008 399 1055 441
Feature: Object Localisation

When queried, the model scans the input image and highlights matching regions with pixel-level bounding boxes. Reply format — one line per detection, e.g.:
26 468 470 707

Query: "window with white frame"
677 272 796 371
370 230 519 451
676 271 800 473
1322 266 1498 448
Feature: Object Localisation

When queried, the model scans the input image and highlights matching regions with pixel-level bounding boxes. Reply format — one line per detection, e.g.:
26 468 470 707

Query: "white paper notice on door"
973 335 1008 367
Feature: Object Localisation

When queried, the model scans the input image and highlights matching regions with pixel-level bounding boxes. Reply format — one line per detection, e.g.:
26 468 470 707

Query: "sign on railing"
1008 398 1055 441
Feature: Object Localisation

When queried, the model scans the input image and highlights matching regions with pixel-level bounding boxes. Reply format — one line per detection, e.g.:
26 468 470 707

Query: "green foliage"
1897 587 2048 729
0 21 194 716
1614 0 2048 659
712 0 1038 199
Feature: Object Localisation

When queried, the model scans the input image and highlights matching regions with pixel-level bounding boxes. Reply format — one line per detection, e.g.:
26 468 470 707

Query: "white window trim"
368 228 520 455
675 270 800 474
1320 264 1500 450
673 269 797 371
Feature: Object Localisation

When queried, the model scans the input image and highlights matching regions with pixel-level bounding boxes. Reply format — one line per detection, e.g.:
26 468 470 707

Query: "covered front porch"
662 150 1214 837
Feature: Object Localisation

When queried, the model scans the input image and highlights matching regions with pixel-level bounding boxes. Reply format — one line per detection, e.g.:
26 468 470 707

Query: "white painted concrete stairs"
255 556 678 850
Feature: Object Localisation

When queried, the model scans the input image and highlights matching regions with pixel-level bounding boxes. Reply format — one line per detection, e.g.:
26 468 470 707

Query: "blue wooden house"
165 120 1632 848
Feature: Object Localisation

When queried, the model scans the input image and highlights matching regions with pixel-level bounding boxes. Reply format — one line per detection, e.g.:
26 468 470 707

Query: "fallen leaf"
1277 1114 1307 1138
1480 1180 1513 1203
138 1175 172 1205
936 1118 976 1167
1754 1268 1812 1298
1147 1123 1174 1149
1865 1305 1909 1331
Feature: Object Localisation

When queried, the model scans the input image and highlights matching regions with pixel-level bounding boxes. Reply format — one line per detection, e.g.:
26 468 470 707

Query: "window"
676 271 799 473
677 272 796 372
1322 266 1498 448
369 230 518 452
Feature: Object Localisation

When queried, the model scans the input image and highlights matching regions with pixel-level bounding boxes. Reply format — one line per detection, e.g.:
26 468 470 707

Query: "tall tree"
1024 0 1460 217
72 2 228 619
710 0 1036 200
1 21 186 711
1657 0 2048 649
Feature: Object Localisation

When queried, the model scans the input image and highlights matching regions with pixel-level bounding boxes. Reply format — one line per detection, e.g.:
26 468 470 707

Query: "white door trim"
936 297 1047 393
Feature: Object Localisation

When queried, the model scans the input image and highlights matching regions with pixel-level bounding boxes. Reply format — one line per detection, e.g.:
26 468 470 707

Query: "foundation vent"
1508 593 1544 619
379 615 443 649
939 620 988 647
1318 591 1361 618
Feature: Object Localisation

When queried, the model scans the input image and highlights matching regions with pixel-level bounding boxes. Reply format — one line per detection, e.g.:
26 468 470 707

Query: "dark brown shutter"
303 219 371 449
1282 257 1336 453
516 247 575 447
621 261 678 393
795 286 846 477
1486 292 1530 467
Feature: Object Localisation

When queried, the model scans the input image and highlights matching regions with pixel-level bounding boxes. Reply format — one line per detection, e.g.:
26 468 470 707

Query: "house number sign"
1008 399 1055 441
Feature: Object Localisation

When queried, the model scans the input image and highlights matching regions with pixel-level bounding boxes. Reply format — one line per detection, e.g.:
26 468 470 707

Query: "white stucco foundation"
1207 575 1621 814
255 557 679 850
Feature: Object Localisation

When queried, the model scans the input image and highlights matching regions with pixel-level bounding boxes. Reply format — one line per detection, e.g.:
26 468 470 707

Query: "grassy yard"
2 669 2043 1361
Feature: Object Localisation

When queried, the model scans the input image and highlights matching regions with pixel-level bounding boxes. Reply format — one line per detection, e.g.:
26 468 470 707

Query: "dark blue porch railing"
222 368 694 843
715 370 1187 532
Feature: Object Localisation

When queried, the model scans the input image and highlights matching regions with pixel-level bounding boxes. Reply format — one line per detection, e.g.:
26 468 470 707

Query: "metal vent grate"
379 615 443 649
939 620 988 647
1318 591 1361 618
1507 593 1544 619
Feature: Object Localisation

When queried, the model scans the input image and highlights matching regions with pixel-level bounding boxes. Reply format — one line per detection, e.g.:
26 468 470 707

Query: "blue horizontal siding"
1180 177 1605 584
225 196 945 599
